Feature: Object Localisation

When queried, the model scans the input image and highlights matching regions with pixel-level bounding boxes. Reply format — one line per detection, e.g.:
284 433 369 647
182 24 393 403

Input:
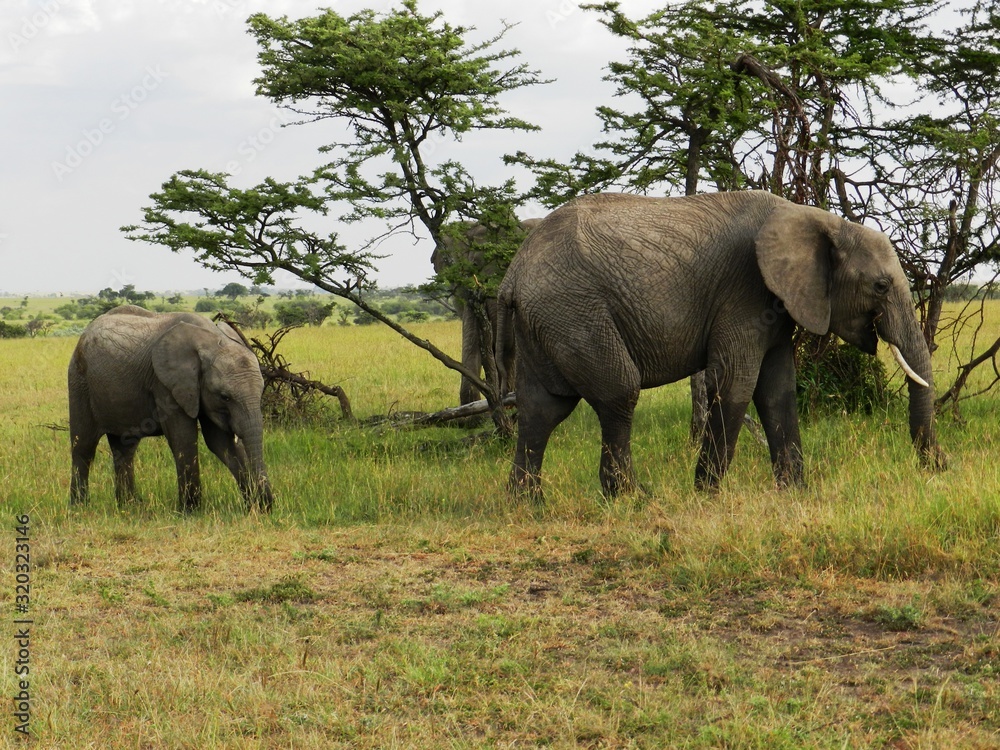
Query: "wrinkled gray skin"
432 219 542 405
68 305 274 512
497 191 945 498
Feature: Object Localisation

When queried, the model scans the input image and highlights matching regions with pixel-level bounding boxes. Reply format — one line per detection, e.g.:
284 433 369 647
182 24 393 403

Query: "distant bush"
229 301 273 329
1 307 25 321
274 299 333 327
0 321 28 338
398 310 429 323
54 303 79 320
195 298 229 313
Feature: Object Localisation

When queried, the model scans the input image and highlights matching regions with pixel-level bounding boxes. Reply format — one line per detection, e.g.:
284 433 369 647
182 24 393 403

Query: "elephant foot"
508 469 544 505
178 492 202 514
774 475 807 491
600 460 642 498
245 488 275 514
600 475 646 500
919 444 947 471
693 469 722 493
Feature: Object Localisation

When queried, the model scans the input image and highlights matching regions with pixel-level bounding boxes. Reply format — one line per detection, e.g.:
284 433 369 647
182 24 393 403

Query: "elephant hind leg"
510 366 580 502
70 432 100 505
106 434 140 507
588 392 640 497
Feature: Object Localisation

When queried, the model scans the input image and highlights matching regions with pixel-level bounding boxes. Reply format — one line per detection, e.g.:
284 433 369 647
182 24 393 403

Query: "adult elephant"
496 191 945 498
432 219 542 405
68 305 274 512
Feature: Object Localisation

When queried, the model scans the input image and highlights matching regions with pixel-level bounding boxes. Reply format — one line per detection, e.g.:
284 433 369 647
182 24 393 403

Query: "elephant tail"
496 287 516 397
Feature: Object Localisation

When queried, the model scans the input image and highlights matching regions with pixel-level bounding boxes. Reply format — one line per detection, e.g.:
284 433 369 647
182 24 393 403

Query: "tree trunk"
468 293 514 439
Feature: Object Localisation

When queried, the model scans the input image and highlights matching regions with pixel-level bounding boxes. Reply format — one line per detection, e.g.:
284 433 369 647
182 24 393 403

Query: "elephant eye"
874 278 891 295
220 393 232 402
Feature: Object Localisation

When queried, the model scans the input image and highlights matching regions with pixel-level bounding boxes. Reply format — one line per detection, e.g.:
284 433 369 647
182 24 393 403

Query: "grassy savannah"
1 311 998 748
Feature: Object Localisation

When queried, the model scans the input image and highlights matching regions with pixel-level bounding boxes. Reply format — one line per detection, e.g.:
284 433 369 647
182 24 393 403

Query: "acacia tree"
124 2 546 434
514 0 937 204
832 5 1000 338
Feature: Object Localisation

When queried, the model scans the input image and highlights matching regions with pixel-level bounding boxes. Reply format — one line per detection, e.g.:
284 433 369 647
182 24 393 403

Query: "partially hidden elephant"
432 219 542 405
496 191 945 498
68 305 274 512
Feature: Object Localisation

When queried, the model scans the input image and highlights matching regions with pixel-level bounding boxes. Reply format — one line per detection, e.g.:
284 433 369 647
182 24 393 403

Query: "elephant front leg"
694 370 754 491
163 418 202 513
753 342 805 488
106 434 141 506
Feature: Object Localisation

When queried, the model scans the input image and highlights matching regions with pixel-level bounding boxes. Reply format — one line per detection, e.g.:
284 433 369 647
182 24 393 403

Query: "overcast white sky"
0 0 665 295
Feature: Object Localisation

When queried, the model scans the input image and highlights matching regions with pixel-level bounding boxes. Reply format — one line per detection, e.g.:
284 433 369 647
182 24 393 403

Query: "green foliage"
229 300 273 329
274 299 334 327
124 171 366 290
248 1 543 227
869 602 926 632
98 284 156 305
0 320 28 338
795 335 891 416
517 0 938 205
53 303 79 320
219 282 249 300
193 298 221 313
427 214 533 302
51 286 159 321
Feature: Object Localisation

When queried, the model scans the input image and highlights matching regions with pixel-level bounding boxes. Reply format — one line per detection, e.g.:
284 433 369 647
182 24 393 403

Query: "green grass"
1 312 999 747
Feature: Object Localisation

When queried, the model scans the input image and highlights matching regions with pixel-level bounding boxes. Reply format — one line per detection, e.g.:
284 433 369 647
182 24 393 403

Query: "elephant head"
152 323 275 510
756 203 944 468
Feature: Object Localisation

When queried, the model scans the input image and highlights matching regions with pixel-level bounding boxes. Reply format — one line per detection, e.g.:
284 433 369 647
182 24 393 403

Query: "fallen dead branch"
363 393 517 428
213 314 355 423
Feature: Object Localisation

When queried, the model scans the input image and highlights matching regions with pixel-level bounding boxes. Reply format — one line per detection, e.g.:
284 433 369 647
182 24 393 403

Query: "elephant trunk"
236 412 274 512
244 441 275 512
879 308 945 470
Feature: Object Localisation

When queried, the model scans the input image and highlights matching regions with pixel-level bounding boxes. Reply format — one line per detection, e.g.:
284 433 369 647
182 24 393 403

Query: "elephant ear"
215 320 245 347
755 203 845 335
151 323 218 419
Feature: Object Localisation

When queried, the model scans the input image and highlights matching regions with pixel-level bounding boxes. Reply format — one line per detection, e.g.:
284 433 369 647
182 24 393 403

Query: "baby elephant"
68 305 274 512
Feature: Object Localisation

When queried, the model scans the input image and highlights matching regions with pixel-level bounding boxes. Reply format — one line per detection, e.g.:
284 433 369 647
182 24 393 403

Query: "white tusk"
889 344 929 388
